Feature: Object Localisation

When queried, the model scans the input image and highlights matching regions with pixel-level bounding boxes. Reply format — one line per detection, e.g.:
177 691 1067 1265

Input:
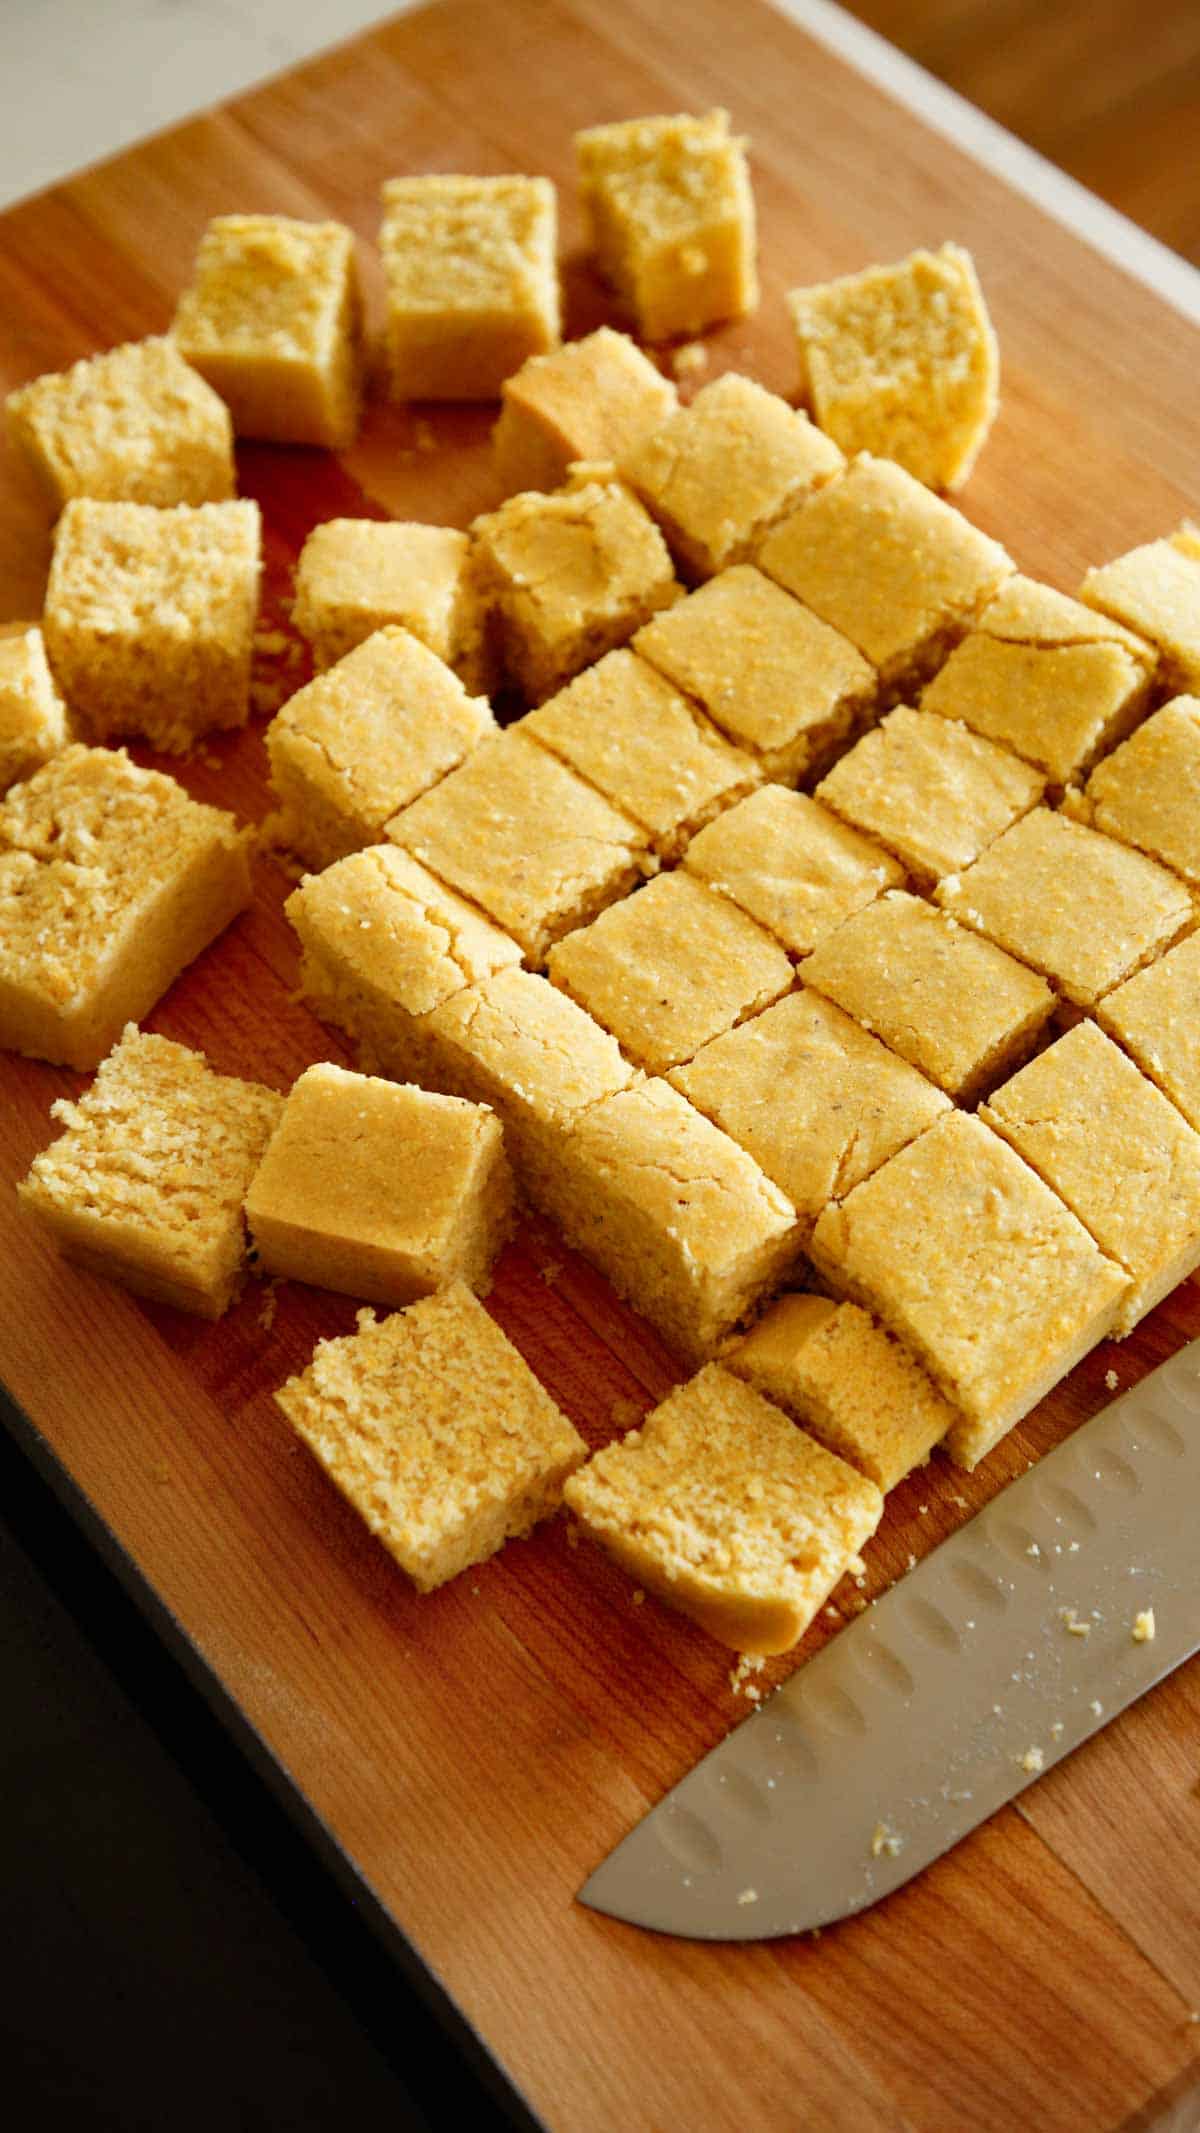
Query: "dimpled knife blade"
578 1339 1200 1941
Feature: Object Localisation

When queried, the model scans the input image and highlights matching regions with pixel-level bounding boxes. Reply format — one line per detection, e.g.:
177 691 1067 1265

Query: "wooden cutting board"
2 3 1199 2127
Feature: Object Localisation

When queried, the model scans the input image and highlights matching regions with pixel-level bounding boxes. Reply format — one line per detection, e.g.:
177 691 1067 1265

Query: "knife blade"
578 1337 1200 1941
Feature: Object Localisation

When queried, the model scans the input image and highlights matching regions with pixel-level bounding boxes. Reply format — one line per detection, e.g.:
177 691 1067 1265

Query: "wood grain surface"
2 3 1199 2128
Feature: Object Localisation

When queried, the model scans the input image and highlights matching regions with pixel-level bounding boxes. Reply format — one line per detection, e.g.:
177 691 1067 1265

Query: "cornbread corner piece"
575 109 758 342
493 327 677 495
758 453 1014 700
1098 929 1200 1131
809 1112 1130 1470
683 785 904 956
246 1064 513 1306
1069 697 1200 884
802 889 1055 1103
0 626 68 794
634 565 876 784
670 987 949 1228
982 1021 1200 1338
275 1285 586 1593
43 498 261 753
1080 524 1200 694
18 1024 281 1317
815 704 1045 887
292 518 474 674
725 1294 959 1492
379 174 559 402
936 807 1193 1009
266 626 494 870
6 336 235 513
173 214 364 448
564 1364 882 1654
787 243 999 492
621 371 844 581
0 745 251 1069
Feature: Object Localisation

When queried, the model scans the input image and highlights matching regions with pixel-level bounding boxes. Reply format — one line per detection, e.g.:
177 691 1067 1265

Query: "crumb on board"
1020 1745 1044 1775
1050 1720 1064 1739
671 340 709 379
1090 1698 1104 1716
1104 1367 1119 1392
1059 1606 1091 1638
737 1886 758 1906
870 1821 904 1859
1132 1607 1156 1643
729 1652 767 1699
609 1396 644 1431
257 1281 279 1332
631 1588 645 1606
539 1258 563 1286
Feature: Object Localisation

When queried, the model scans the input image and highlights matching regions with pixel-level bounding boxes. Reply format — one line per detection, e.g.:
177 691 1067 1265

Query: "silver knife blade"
579 1337 1200 1941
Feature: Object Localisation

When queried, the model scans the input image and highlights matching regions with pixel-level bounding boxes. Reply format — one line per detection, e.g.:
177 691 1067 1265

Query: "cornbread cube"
0 626 67 794
275 1285 586 1593
564 1365 882 1655
1068 698 1200 883
379 175 559 402
726 1295 959 1491
670 988 950 1227
810 1112 1130 1469
493 327 677 495
548 871 792 1075
246 1064 513 1306
575 110 757 342
6 336 234 512
936 807 1193 1009
265 627 494 870
173 214 364 447
803 890 1055 1102
469 477 677 704
0 745 251 1069
1081 524 1200 694
815 705 1045 886
390 730 647 964
634 566 876 784
787 243 999 492
620 372 843 580
982 1023 1200 1336
1098 930 1200 1131
18 1026 280 1317
683 785 904 956
43 498 260 753
758 454 1013 700
292 519 475 674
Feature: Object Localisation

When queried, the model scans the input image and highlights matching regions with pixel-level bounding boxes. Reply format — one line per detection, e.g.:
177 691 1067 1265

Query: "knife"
579 1338 1200 1941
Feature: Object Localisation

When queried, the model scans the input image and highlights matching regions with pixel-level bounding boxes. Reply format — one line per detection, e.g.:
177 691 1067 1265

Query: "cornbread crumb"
1132 1607 1156 1643
672 341 708 379
610 1397 644 1430
380 175 559 401
737 1887 759 1906
870 1821 904 1859
292 519 477 675
1020 1746 1044 1775
1105 1368 1119 1392
494 328 677 495
258 1283 280 1332
0 626 68 793
730 1652 767 1696
1059 1608 1091 1638
6 335 235 511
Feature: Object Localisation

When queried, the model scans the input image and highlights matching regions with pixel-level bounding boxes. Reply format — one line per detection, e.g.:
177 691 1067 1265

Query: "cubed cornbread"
757 453 1014 700
389 729 647 964
936 807 1193 1009
670 988 950 1227
0 626 68 794
379 175 559 402
809 1112 1130 1469
548 871 792 1075
0 745 251 1069
786 243 999 492
1068 698 1200 883
815 704 1045 887
6 336 235 512
1098 930 1200 1132
42 498 260 753
620 372 844 580
173 214 364 447
1081 524 1200 694
469 476 677 703
265 627 494 870
725 1295 959 1491
493 328 677 494
634 565 876 784
275 1285 586 1593
683 785 904 956
802 889 1055 1102
245 1064 513 1306
292 519 475 674
18 1025 280 1316
564 1365 881 1654
981 1022 1200 1337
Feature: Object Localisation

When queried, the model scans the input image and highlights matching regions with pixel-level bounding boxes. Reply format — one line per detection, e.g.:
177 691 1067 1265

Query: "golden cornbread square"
0 745 251 1070
43 498 260 753
936 807 1193 1009
18 1025 280 1318
787 243 999 492
1098 930 1200 1132
1069 697 1200 884
0 626 67 794
380 175 559 402
634 565 876 784
6 336 234 513
809 1112 1130 1469
493 327 677 495
620 372 843 580
683 785 904 956
173 214 364 447
575 110 757 342
245 1064 513 1307
266 626 494 870
802 889 1055 1102
548 870 792 1075
564 1364 882 1655
982 1022 1200 1337
275 1285 586 1593
1081 524 1200 694
292 519 475 674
